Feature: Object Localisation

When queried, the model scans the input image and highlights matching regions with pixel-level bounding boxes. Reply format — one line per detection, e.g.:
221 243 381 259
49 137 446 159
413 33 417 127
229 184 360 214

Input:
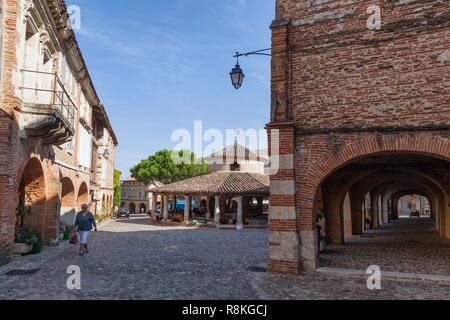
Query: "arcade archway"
311 152 450 274
17 158 47 238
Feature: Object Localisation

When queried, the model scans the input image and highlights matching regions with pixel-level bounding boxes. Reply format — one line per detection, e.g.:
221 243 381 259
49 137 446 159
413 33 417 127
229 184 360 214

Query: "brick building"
0 0 118 264
267 0 450 273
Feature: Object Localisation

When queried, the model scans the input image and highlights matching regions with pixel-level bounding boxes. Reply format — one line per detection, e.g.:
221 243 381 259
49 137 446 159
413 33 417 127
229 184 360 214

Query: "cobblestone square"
0 216 449 300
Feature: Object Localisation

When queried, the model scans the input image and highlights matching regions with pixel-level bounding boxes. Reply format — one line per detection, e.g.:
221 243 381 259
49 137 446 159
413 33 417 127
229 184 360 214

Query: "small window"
43 51 52 65
25 22 36 41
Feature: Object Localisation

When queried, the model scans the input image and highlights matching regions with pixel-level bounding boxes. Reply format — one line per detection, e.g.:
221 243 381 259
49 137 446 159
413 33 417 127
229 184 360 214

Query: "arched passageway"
397 194 431 218
17 158 47 238
311 152 450 275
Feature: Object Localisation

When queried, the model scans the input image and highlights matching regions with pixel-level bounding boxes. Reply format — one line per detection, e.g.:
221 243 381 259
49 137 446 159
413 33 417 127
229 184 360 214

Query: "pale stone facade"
121 178 159 214
0 0 117 264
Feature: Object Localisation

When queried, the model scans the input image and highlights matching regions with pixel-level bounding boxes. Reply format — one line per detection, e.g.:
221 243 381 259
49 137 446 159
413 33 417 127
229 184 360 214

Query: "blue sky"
66 0 274 176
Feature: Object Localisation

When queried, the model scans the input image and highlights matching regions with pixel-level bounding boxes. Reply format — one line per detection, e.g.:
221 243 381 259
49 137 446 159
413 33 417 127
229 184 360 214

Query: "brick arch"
77 182 89 210
300 134 450 230
318 167 444 221
393 190 432 212
17 157 47 238
372 183 434 219
61 177 75 207
15 153 47 192
353 171 445 204
324 169 446 243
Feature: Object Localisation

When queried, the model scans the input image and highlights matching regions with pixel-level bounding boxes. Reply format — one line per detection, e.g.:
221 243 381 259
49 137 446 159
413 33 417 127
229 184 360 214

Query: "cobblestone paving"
320 218 450 275
249 272 450 300
0 216 449 300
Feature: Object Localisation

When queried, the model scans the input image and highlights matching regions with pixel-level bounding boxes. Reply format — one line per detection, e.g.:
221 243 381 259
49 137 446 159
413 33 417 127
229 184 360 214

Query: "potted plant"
14 226 40 255
14 195 43 255
16 204 32 230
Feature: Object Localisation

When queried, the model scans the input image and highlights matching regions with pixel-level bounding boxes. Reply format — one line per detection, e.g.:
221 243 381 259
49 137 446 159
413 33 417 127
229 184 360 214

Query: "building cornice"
266 121 450 135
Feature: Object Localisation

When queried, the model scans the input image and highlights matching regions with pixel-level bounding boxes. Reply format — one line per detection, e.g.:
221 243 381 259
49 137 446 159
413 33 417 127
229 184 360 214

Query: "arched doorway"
309 152 450 274
17 158 46 239
60 177 76 226
77 182 89 210
397 194 431 218
139 203 147 214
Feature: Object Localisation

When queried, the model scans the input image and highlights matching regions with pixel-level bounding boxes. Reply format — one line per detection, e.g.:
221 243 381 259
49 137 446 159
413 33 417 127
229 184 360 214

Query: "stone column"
268 126 304 274
343 192 353 237
236 197 244 225
163 195 169 222
382 193 390 224
206 197 212 221
184 195 191 222
370 191 380 229
323 183 344 245
214 196 221 225
257 197 264 216
349 189 363 235
45 176 62 244
151 193 157 221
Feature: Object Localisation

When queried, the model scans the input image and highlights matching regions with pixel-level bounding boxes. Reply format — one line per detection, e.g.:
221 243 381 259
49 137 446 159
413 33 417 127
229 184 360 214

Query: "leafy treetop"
130 150 208 187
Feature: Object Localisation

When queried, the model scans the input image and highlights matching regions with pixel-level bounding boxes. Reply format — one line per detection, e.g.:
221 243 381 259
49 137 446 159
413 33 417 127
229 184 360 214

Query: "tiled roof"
152 172 270 196
204 143 268 163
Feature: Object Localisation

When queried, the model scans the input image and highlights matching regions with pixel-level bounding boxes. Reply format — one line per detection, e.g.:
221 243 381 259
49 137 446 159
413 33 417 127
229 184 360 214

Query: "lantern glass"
230 64 245 89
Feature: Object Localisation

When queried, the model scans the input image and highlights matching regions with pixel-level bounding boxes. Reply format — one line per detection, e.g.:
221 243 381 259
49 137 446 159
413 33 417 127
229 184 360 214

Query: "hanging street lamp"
229 48 271 90
230 53 245 90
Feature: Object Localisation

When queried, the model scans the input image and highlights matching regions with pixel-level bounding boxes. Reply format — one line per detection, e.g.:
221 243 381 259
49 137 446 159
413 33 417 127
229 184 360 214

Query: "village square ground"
0 215 449 300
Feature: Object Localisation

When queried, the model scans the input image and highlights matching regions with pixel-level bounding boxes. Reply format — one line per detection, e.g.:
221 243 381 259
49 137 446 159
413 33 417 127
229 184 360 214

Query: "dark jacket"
75 211 97 232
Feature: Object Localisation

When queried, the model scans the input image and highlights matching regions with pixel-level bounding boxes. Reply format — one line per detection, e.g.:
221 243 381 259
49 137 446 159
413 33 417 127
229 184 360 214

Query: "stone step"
316 267 450 285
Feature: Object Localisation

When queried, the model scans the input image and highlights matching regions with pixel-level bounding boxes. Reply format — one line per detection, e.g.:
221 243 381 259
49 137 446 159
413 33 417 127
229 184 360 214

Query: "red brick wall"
0 115 16 264
269 0 450 273
276 0 450 130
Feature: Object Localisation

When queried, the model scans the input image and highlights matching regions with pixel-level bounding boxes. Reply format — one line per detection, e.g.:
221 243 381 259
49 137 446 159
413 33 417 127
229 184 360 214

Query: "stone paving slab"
320 219 450 276
249 272 450 300
0 217 449 300
317 268 450 285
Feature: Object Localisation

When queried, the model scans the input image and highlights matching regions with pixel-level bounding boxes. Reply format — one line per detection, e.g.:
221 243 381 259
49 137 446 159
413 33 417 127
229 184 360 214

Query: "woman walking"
74 204 97 256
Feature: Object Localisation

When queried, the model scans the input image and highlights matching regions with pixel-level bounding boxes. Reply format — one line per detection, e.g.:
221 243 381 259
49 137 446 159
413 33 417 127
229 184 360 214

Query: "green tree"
130 150 208 186
113 169 122 207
